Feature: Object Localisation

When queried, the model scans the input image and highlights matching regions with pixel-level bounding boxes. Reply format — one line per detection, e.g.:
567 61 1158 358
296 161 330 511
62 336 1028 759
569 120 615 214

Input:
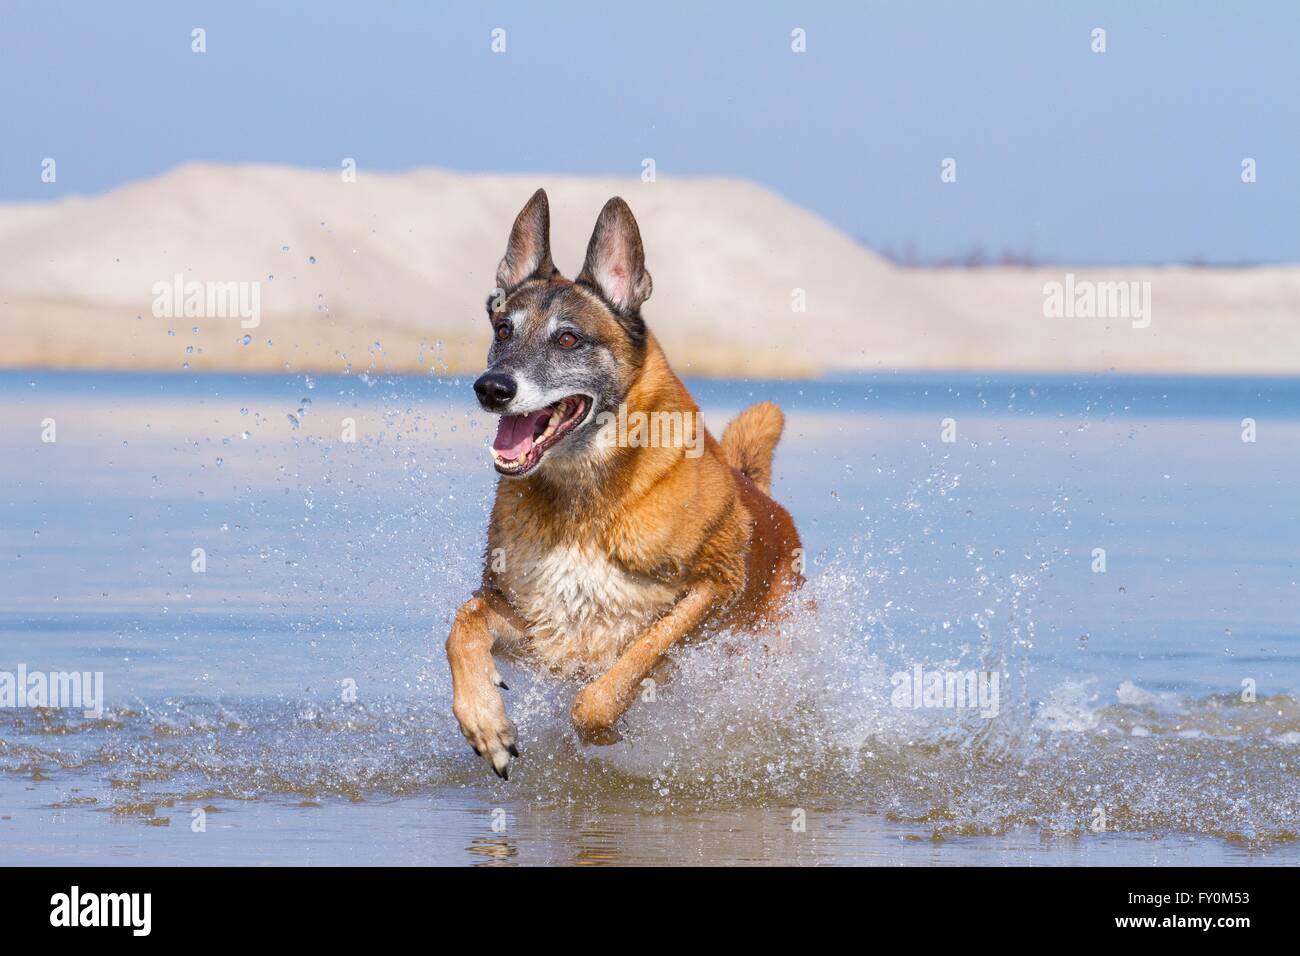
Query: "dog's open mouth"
490 395 590 475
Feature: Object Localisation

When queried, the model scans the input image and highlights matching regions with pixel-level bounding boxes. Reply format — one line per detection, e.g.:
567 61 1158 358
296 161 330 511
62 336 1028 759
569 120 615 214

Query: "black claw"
498 680 509 691
507 743 520 758
493 765 509 781
472 746 483 756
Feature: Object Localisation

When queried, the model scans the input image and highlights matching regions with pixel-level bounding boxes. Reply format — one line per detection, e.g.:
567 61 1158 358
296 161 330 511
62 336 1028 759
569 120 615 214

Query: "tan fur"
720 401 784 495
446 195 803 779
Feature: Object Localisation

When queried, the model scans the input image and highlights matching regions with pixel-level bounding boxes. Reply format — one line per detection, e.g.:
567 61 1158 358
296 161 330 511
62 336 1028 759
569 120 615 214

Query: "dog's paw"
452 684 518 780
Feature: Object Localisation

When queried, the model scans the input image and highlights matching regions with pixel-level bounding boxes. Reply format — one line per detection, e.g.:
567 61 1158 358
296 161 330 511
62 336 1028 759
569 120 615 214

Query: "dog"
446 189 803 778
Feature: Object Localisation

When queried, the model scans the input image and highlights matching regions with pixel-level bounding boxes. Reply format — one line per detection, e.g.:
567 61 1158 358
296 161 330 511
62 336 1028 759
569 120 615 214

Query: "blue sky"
2 0 1296 264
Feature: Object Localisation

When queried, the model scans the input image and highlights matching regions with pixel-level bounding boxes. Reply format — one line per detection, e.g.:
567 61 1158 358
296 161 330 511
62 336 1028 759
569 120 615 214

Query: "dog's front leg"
571 583 722 740
447 592 523 779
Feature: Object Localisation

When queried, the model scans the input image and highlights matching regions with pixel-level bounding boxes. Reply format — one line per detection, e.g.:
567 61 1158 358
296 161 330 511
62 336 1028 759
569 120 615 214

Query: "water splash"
3 553 1296 845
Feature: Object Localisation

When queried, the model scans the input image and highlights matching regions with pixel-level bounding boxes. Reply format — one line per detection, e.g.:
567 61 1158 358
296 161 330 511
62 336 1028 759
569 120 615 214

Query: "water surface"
1 371 1297 865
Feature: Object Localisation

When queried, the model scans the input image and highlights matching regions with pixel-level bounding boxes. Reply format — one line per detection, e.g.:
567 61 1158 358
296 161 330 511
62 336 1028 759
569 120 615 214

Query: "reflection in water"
466 836 518 866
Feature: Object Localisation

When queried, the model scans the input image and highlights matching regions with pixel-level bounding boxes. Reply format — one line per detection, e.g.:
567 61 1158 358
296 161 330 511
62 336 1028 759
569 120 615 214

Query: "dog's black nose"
474 371 517 410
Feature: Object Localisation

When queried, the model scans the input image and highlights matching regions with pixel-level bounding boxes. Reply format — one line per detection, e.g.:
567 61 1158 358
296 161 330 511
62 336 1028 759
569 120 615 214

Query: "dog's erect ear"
495 189 556 295
576 197 653 315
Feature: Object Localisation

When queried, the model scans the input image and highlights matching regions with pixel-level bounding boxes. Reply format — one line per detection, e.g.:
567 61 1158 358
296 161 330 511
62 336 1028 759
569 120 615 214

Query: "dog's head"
474 189 653 478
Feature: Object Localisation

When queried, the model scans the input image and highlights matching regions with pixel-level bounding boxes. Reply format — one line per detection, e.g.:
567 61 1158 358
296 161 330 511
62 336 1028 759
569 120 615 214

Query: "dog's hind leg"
447 590 525 779
570 581 724 740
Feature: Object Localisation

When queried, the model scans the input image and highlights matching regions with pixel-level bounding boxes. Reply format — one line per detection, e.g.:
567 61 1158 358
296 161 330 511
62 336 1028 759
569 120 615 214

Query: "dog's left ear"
496 188 556 295
576 198 653 315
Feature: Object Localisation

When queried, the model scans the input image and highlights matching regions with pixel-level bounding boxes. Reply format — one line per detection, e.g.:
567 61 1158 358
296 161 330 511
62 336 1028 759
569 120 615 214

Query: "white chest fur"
500 539 678 676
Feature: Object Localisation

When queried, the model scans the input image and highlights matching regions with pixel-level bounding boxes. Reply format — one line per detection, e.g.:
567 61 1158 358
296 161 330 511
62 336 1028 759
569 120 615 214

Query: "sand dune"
1 163 1296 377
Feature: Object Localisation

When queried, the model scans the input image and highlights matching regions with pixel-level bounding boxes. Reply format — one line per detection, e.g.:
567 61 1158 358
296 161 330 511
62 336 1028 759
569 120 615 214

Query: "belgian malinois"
447 190 802 778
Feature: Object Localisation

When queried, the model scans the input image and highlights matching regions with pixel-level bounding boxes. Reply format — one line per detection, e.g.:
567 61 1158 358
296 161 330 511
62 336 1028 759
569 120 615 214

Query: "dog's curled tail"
721 401 785 495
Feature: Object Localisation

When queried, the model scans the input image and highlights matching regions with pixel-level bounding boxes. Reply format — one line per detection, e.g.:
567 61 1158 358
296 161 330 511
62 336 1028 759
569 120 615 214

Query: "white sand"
1 163 1296 377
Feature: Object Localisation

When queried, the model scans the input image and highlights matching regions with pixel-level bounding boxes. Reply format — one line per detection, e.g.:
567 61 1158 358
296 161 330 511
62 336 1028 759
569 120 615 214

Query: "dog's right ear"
494 189 555 298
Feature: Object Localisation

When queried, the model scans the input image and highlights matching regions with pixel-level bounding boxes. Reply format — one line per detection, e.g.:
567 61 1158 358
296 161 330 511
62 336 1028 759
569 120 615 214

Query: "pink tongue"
492 408 551 460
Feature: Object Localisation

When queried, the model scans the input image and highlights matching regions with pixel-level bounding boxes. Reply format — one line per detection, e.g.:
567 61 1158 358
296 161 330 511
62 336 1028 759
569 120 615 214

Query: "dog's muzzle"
474 371 517 412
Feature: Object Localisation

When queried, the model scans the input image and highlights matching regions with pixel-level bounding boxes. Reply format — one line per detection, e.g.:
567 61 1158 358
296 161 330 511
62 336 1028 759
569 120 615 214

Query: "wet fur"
446 190 802 778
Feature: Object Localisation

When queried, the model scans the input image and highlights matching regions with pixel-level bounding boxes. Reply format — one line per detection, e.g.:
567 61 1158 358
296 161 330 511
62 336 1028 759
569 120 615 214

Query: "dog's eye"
495 323 512 342
556 331 581 349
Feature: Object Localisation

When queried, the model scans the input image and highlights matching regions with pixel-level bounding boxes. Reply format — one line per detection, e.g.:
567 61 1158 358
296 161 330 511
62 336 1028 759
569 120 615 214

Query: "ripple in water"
3 556 1297 846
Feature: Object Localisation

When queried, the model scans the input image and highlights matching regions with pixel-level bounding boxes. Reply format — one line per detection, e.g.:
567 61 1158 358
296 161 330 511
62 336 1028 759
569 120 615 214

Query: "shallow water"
1 370 1297 865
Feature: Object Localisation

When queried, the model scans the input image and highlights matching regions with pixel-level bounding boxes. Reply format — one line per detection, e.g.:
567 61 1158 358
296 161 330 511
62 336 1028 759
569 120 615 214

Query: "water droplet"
242 334 252 346
308 256 317 265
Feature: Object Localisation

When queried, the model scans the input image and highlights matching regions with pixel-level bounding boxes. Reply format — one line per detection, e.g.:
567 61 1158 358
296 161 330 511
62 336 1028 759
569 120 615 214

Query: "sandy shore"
2 163 1297 377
